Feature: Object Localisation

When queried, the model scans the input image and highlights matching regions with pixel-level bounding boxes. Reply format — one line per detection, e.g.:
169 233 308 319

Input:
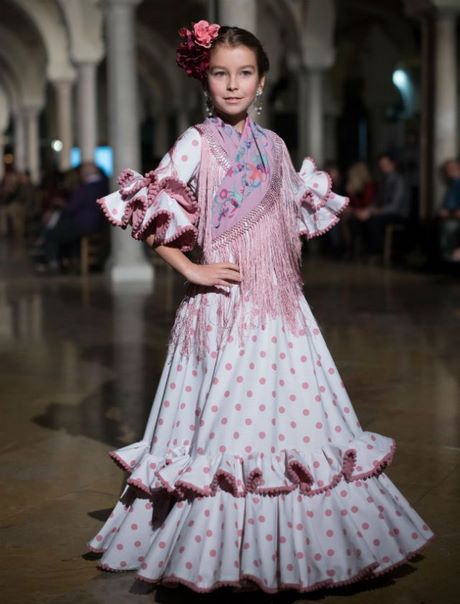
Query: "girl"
87 21 434 594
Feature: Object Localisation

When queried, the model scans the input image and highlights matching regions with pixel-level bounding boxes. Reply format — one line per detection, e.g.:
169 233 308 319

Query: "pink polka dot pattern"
88 260 435 592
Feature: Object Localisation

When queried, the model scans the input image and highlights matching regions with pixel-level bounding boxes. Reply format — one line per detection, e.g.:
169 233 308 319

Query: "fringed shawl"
169 120 307 359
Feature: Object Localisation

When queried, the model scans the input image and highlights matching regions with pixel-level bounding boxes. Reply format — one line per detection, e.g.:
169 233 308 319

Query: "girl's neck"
213 110 248 133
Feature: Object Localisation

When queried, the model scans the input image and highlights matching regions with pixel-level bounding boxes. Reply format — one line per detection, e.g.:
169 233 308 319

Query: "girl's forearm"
144 234 194 279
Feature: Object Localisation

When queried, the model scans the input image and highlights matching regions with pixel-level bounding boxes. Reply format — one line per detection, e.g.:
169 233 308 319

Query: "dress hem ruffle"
107 430 396 500
90 534 435 595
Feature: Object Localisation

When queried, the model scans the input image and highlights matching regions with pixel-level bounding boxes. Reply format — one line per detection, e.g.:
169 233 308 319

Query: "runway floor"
0 239 458 603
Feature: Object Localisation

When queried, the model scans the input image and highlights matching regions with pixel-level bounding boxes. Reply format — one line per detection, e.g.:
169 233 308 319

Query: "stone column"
297 0 336 166
103 0 154 286
298 67 325 165
218 0 257 29
434 8 458 209
53 79 74 171
77 62 98 162
24 106 41 184
13 111 26 173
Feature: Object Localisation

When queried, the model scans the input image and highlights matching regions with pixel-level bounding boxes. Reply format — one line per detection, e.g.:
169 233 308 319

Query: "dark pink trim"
127 477 152 496
299 156 334 212
97 535 435 594
109 450 132 472
117 168 136 188
371 534 436 579
343 439 396 482
109 435 396 500
94 532 435 593
96 196 125 228
286 457 315 490
135 561 381 594
136 208 198 252
86 542 106 554
299 196 350 240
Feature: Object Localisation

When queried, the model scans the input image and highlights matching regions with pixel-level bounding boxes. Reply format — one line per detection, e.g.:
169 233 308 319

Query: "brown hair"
211 26 270 75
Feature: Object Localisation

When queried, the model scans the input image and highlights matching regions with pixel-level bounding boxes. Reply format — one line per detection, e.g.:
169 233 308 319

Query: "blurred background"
0 3 459 602
0 0 459 276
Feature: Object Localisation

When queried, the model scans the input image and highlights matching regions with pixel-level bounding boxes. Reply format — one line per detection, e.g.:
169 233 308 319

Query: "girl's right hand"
184 262 242 287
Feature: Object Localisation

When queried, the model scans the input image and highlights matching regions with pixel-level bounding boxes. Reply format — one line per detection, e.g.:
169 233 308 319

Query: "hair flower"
176 19 220 80
193 20 220 48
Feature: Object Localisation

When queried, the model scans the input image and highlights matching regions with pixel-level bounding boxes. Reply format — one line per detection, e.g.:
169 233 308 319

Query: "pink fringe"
168 132 308 360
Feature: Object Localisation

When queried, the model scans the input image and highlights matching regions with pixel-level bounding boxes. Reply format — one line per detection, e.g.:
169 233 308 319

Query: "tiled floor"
0 239 458 603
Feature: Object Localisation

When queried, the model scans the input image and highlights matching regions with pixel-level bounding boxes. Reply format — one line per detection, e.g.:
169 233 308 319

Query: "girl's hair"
211 26 270 75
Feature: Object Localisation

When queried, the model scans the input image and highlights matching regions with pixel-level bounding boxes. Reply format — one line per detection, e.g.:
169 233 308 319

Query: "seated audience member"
343 161 377 258
38 162 108 273
437 158 460 261
321 161 347 256
16 171 37 239
0 171 20 238
352 152 410 257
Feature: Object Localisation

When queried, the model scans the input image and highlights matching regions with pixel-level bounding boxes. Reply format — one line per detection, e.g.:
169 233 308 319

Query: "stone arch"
137 26 183 105
0 85 11 135
56 0 104 63
0 59 21 114
11 0 75 80
0 26 45 108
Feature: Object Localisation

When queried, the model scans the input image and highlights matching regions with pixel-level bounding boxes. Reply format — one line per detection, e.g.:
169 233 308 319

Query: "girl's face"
207 44 265 128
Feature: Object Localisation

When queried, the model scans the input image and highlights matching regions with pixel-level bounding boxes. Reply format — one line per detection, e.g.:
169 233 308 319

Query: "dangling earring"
255 88 263 116
203 90 214 117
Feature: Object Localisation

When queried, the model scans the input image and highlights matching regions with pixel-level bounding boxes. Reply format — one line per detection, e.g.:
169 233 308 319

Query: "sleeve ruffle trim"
96 168 199 252
297 156 350 240
106 430 395 500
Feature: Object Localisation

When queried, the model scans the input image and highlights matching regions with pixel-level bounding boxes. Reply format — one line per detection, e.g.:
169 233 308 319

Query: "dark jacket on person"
441 178 460 211
62 175 109 235
374 171 410 218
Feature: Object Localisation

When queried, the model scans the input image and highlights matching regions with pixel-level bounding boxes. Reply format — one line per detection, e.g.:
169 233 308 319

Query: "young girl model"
87 21 434 594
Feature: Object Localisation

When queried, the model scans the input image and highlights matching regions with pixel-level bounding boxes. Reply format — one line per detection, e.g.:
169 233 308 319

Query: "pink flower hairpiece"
176 20 221 81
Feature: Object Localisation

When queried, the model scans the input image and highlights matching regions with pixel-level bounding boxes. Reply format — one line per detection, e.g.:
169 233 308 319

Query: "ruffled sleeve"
96 127 201 252
295 156 349 240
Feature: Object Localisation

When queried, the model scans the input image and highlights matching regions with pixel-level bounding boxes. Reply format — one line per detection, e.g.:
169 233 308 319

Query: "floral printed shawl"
205 115 272 238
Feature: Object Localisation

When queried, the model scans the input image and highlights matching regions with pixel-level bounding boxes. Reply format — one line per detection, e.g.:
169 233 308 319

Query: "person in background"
352 152 410 258
437 158 460 261
37 162 108 273
0 170 20 238
15 171 37 240
343 161 376 259
321 160 347 256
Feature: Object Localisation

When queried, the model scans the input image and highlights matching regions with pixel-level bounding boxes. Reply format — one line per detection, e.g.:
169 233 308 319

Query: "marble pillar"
77 62 98 162
216 0 266 125
298 67 325 165
24 107 40 184
54 79 74 171
104 0 154 286
434 9 458 208
13 111 26 173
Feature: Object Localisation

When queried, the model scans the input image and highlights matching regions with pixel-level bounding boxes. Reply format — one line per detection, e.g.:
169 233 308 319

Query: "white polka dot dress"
89 122 435 594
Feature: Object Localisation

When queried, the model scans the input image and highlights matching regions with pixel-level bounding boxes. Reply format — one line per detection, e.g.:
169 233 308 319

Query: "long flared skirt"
87 288 434 593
